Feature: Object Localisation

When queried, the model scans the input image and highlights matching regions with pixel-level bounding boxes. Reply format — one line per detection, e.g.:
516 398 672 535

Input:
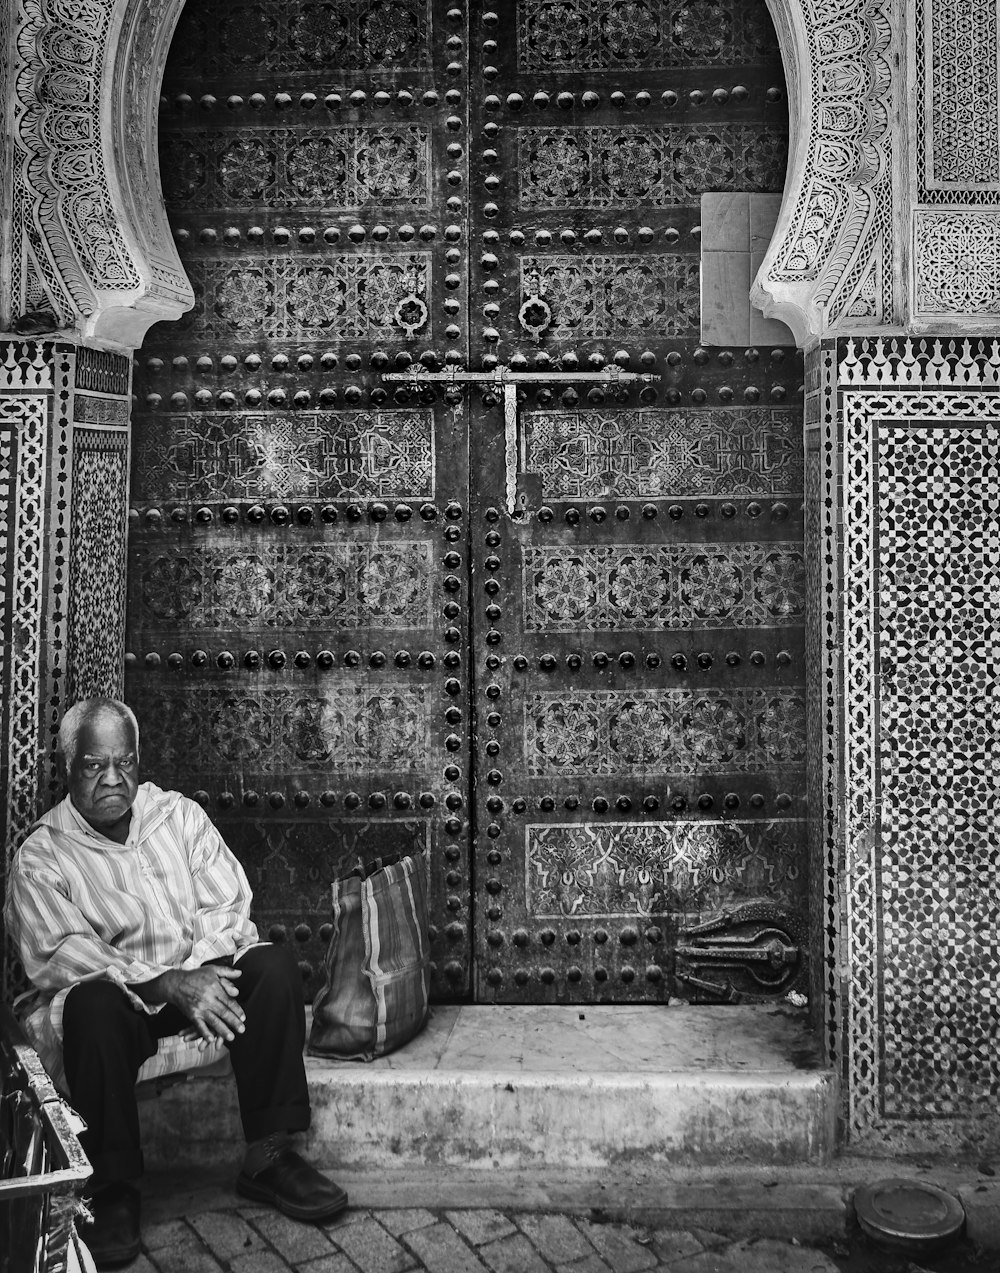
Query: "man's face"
67 713 140 832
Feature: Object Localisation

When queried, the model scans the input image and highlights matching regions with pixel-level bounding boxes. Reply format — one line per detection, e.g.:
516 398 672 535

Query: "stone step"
138 1004 838 1172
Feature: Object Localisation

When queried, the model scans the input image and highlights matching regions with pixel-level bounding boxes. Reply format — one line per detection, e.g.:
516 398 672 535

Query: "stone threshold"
139 1003 838 1172
141 1159 1000 1250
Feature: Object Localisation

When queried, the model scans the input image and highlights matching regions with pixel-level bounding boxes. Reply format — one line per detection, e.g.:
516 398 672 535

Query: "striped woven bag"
307 849 430 1061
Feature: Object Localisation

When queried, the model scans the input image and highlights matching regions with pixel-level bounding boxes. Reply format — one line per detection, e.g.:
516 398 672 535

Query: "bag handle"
338 847 426 884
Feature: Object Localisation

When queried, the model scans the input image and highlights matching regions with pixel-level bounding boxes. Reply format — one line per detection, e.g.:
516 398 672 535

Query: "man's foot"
236 1147 348 1223
81 1182 142 1269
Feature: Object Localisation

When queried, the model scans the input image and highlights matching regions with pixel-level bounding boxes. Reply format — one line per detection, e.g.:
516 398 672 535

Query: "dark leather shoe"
236 1148 348 1222
81 1182 141 1269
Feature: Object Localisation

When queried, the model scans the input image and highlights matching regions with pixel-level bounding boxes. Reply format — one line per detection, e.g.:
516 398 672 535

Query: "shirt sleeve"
4 860 171 1013
180 803 259 969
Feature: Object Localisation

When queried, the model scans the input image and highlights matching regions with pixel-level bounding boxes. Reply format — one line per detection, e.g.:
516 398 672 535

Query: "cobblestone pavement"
111 1205 843 1273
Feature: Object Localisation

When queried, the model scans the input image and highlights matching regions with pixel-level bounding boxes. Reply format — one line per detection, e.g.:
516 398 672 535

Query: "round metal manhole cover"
854 1178 965 1250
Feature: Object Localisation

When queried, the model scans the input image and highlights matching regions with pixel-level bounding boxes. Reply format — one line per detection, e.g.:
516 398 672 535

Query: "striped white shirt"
5 782 258 1070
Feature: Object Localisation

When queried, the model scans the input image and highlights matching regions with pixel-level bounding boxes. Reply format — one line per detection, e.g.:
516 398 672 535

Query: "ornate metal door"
127 0 805 1006
127 0 475 1001
463 0 807 1003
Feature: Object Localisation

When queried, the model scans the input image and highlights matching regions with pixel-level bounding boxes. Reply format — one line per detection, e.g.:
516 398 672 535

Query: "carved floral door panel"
129 0 804 1006
128 0 474 1001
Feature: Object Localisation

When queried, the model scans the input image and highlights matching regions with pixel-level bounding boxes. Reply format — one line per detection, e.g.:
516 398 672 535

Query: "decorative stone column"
804 336 1000 1147
0 340 132 994
0 0 191 995
756 0 1000 1144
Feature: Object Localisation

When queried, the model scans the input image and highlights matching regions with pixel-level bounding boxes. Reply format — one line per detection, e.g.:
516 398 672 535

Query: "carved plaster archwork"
7 0 192 349
752 0 901 345
6 0 909 352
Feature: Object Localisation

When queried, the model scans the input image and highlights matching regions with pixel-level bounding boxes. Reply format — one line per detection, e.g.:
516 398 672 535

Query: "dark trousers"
61 943 310 1185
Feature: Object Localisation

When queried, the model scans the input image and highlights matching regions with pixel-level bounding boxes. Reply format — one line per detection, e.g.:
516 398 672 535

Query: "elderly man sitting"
5 697 347 1268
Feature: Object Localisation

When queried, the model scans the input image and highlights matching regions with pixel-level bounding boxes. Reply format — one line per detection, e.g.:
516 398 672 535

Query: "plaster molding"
9 0 192 349
752 0 901 346
912 211 1000 322
906 0 1000 332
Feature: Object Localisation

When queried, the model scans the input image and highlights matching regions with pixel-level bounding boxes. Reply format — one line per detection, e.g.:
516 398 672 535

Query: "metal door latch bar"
380 365 660 515
676 931 800 967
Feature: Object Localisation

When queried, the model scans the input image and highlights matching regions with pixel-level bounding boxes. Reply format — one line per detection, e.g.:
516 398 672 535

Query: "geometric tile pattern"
1 405 24 945
67 427 129 703
522 543 805 631
0 341 80 1005
160 126 432 209
918 0 1000 198
168 0 432 73
517 0 779 69
877 422 1000 1117
523 408 804 500
804 343 841 1066
181 255 432 340
42 348 79 812
132 684 433 778
914 211 1000 317
0 421 11 771
527 818 808 918
1 390 48 875
839 336 1000 1130
525 688 806 776
131 411 435 502
130 542 434 632
519 256 700 338
74 349 131 396
518 126 787 208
